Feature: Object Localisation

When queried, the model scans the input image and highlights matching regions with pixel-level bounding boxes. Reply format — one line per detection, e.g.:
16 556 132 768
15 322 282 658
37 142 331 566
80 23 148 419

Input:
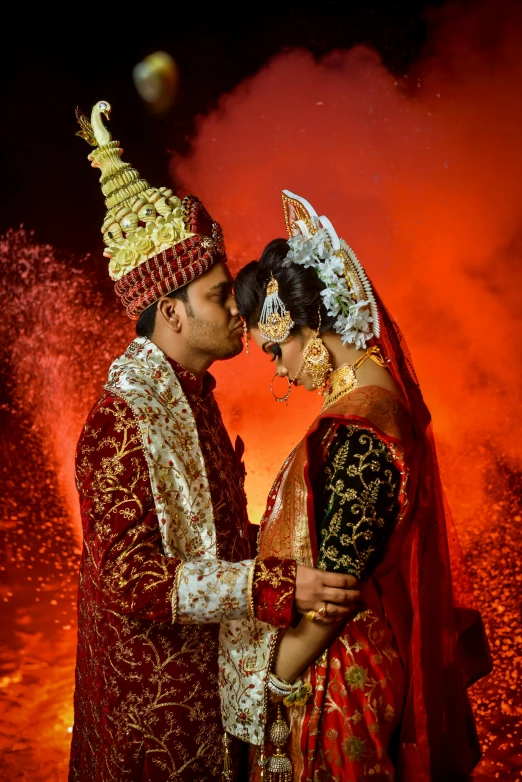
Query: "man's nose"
229 296 239 317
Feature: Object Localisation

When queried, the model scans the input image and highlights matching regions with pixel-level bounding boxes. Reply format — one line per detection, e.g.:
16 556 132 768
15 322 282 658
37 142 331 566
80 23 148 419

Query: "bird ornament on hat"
76 100 226 319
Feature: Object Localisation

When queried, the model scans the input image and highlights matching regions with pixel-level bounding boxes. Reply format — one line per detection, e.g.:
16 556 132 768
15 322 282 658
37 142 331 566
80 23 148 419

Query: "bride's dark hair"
234 238 336 335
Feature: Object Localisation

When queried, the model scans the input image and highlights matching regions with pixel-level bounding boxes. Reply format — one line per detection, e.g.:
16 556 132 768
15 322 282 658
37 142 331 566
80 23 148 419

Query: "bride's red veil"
373 289 492 779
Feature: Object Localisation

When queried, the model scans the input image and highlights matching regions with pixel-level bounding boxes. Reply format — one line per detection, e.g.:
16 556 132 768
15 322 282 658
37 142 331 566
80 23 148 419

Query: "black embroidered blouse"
314 423 402 579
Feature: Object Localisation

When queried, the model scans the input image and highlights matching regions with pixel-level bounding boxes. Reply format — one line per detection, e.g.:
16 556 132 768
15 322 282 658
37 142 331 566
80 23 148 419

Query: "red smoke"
171 0 522 527
169 3 522 770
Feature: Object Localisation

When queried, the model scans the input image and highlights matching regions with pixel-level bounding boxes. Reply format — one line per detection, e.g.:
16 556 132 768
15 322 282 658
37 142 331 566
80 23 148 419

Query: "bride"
220 191 491 781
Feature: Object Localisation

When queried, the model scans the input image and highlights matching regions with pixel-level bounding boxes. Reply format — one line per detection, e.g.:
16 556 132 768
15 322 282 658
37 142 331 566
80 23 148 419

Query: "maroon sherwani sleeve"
251 558 297 627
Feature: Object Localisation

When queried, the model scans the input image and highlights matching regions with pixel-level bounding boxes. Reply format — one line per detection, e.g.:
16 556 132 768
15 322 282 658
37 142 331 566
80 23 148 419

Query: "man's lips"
231 322 243 334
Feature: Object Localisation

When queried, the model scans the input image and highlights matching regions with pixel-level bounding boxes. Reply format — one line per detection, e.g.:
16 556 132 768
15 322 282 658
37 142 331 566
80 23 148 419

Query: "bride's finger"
314 602 361 624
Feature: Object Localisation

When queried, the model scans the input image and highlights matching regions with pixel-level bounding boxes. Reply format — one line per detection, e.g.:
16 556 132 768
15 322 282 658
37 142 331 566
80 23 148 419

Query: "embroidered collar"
166 356 216 399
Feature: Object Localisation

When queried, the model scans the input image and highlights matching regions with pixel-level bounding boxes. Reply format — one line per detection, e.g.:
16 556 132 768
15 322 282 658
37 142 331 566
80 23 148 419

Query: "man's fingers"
320 572 358 589
322 587 361 606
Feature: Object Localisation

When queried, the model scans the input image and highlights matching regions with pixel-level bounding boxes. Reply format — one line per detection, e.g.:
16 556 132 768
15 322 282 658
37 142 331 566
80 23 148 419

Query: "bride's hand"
294 565 361 624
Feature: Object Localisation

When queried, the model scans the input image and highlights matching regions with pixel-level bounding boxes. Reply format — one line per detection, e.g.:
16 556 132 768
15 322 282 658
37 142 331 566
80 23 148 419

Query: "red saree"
253 293 491 781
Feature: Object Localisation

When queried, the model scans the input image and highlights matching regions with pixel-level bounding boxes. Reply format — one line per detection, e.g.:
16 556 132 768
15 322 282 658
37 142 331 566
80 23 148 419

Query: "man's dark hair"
234 238 336 336
136 286 191 338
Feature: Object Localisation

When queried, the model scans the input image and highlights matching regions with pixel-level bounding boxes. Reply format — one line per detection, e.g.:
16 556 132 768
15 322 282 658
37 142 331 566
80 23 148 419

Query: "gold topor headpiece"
75 100 227 320
76 100 194 281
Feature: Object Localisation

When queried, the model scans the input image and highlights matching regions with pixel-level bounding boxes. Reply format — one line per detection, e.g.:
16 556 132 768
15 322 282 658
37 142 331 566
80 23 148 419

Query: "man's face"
184 263 244 361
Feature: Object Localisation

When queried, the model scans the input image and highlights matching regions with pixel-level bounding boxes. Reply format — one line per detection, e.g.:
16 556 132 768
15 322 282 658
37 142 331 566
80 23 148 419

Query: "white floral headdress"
281 190 380 349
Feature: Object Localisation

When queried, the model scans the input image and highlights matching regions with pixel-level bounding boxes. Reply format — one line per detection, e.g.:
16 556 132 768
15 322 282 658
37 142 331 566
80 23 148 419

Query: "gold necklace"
321 346 387 411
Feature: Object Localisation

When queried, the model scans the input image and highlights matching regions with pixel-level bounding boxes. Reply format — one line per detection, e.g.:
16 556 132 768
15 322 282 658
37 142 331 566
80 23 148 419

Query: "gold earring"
294 310 332 391
242 319 250 354
300 331 332 390
271 372 292 404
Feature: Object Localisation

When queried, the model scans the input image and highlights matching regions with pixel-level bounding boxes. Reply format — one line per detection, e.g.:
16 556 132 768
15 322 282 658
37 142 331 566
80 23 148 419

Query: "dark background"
1 1 444 257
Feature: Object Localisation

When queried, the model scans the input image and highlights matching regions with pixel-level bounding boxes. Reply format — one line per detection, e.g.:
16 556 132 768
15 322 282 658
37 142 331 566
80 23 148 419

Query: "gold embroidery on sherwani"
71 397 225 779
77 399 175 607
99 338 273 750
252 559 296 614
105 337 254 623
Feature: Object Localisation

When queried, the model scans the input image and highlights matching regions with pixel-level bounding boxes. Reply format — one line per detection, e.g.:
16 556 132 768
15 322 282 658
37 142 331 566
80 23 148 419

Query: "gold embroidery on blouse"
317 427 400 578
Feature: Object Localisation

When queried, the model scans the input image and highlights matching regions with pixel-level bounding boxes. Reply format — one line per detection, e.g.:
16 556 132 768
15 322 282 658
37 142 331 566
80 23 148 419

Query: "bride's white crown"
281 190 380 349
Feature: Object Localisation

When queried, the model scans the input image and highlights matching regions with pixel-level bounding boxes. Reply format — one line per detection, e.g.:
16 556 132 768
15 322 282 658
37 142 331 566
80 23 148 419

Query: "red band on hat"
114 235 225 320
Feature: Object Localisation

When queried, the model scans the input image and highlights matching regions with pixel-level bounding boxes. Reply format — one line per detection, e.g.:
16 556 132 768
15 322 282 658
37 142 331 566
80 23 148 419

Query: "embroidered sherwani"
68 338 296 782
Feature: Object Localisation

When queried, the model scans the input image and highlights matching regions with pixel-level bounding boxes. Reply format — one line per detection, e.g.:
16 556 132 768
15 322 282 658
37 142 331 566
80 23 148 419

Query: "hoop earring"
271 372 292 403
242 319 250 354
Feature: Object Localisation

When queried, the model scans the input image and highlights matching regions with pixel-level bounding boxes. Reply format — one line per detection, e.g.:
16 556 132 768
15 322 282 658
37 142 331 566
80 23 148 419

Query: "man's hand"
294 565 361 624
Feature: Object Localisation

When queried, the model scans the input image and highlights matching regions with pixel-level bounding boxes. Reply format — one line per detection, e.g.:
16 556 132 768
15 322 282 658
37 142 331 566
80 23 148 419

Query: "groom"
69 100 360 781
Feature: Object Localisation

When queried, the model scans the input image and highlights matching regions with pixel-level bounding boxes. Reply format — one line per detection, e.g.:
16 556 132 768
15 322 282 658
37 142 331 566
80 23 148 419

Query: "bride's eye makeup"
268 344 282 362
262 342 282 361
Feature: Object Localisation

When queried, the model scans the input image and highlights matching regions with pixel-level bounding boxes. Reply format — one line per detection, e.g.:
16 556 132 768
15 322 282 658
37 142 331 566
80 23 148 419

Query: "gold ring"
304 610 316 622
317 602 327 617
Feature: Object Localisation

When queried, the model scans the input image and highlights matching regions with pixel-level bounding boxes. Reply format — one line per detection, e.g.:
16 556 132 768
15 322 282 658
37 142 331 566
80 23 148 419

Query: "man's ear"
156 296 184 332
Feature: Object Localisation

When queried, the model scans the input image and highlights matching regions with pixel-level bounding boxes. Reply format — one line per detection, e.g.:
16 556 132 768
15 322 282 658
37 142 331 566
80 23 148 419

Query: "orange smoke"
170 0 522 526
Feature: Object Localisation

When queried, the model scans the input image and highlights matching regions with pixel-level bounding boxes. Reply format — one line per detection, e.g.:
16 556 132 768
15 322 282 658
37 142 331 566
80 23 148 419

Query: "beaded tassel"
222 731 233 781
265 704 292 782
242 318 250 354
259 276 287 327
258 745 266 780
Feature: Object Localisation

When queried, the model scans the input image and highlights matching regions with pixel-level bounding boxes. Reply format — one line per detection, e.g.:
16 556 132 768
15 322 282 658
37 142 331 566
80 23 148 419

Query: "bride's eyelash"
269 344 282 362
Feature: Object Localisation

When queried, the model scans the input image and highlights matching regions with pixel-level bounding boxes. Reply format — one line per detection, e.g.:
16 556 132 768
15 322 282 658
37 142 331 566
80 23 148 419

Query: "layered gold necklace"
321 346 387 411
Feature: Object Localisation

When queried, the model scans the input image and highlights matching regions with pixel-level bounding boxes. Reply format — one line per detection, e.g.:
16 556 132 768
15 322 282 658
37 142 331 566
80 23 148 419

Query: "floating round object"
132 51 179 113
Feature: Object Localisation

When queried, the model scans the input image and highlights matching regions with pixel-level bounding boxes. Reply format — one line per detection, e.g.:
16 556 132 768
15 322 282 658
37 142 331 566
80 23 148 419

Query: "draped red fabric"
370 289 492 779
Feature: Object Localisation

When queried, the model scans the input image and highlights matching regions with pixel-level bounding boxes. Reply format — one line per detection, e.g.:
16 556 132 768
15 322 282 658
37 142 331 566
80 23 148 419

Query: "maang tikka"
258 274 294 344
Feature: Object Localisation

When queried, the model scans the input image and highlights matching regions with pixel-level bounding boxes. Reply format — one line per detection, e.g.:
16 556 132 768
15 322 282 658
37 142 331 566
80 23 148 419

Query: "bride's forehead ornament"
281 190 380 349
258 274 295 343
